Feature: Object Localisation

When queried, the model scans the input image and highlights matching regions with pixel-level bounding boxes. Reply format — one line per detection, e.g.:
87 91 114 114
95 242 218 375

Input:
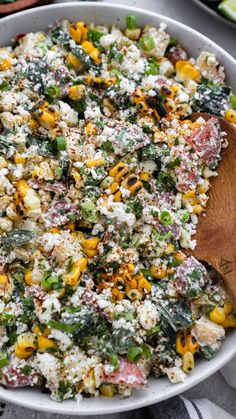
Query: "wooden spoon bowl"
190 113 236 302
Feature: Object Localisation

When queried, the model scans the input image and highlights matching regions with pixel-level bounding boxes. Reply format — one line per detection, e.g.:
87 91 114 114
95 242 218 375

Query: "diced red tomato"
1 365 41 388
104 359 148 388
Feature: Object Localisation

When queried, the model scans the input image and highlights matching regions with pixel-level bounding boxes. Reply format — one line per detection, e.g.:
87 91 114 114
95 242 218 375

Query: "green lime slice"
218 0 236 22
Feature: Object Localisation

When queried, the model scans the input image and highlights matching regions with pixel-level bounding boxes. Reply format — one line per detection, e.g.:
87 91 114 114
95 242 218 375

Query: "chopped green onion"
48 320 80 333
46 85 60 96
42 275 60 291
146 325 160 336
139 35 155 52
0 351 8 369
87 29 103 43
230 95 236 110
127 346 143 362
110 353 119 370
55 136 67 151
126 14 137 30
182 211 190 223
0 81 11 91
160 210 172 226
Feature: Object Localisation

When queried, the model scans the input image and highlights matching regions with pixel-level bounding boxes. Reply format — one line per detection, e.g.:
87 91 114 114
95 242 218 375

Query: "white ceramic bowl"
0 2 236 415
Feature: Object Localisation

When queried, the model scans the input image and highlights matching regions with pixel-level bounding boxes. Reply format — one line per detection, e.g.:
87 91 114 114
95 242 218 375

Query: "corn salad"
0 15 235 402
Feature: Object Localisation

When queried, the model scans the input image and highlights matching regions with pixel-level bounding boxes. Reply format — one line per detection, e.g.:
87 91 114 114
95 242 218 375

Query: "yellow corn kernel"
38 110 56 129
127 289 142 301
221 314 236 328
68 84 85 101
25 269 33 286
114 190 122 202
85 122 97 135
28 118 38 131
99 384 115 397
182 351 194 373
83 248 98 258
81 237 100 250
112 288 125 301
47 227 61 234
63 258 87 286
82 40 94 54
69 24 82 43
176 61 199 81
170 85 179 98
133 88 145 104
193 205 204 215
37 336 55 353
137 276 152 293
104 77 116 87
175 60 190 72
16 180 41 218
109 162 127 181
182 190 198 206
0 58 11 71
126 278 138 291
16 179 28 198
174 251 187 262
14 154 26 165
176 334 188 355
139 172 150 181
103 98 116 112
225 109 236 124
126 263 135 274
110 181 119 194
15 343 33 359
85 158 105 168
67 52 81 70
17 332 37 352
0 157 7 169
0 274 8 285
167 243 175 254
224 301 233 315
150 265 167 279
210 306 226 324
186 335 199 353
90 48 101 63
122 175 143 195
33 324 51 337
197 182 209 194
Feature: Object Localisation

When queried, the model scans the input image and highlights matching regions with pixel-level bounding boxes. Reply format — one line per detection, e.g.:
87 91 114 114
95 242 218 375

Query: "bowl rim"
0 2 236 414
191 0 236 29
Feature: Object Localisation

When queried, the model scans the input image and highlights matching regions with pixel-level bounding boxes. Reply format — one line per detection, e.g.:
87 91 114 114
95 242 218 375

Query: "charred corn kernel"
114 190 122 202
110 181 119 193
14 154 26 164
126 264 135 274
126 278 138 291
83 248 98 258
16 180 41 218
221 314 236 328
182 351 194 373
103 98 116 112
127 289 142 301
225 109 236 124
68 84 85 100
67 52 81 70
47 227 60 234
137 276 152 293
25 269 33 286
17 332 37 352
0 157 7 169
0 58 11 71
167 243 175 253
28 118 39 131
193 205 204 215
165 98 176 112
182 190 198 206
69 24 82 43
83 369 96 392
104 77 116 87
186 335 199 353
99 384 115 397
138 101 149 114
82 40 94 54
139 171 150 181
37 336 55 352
85 158 105 168
15 343 32 359
90 48 101 63
176 334 188 355
122 175 143 193
85 122 97 135
210 306 226 324
109 162 128 182
150 265 167 279
174 251 187 262
38 110 56 129
63 258 87 286
112 288 125 301
81 237 100 250
133 88 145 104
170 85 179 98
65 222 76 231
224 301 233 315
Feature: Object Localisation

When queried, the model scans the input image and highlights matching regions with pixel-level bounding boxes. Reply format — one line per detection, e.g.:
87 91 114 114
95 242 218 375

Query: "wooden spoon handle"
212 254 236 303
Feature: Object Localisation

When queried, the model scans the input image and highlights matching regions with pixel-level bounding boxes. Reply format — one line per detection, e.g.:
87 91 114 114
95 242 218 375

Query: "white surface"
0 1 236 415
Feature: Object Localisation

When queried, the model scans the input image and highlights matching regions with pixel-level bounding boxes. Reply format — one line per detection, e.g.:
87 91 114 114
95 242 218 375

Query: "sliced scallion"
139 35 155 52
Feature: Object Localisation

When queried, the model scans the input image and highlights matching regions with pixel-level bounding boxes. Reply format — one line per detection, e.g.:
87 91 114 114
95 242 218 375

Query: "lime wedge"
218 0 236 22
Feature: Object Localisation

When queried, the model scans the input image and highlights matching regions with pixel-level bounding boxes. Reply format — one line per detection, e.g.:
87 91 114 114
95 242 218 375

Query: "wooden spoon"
189 113 236 302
